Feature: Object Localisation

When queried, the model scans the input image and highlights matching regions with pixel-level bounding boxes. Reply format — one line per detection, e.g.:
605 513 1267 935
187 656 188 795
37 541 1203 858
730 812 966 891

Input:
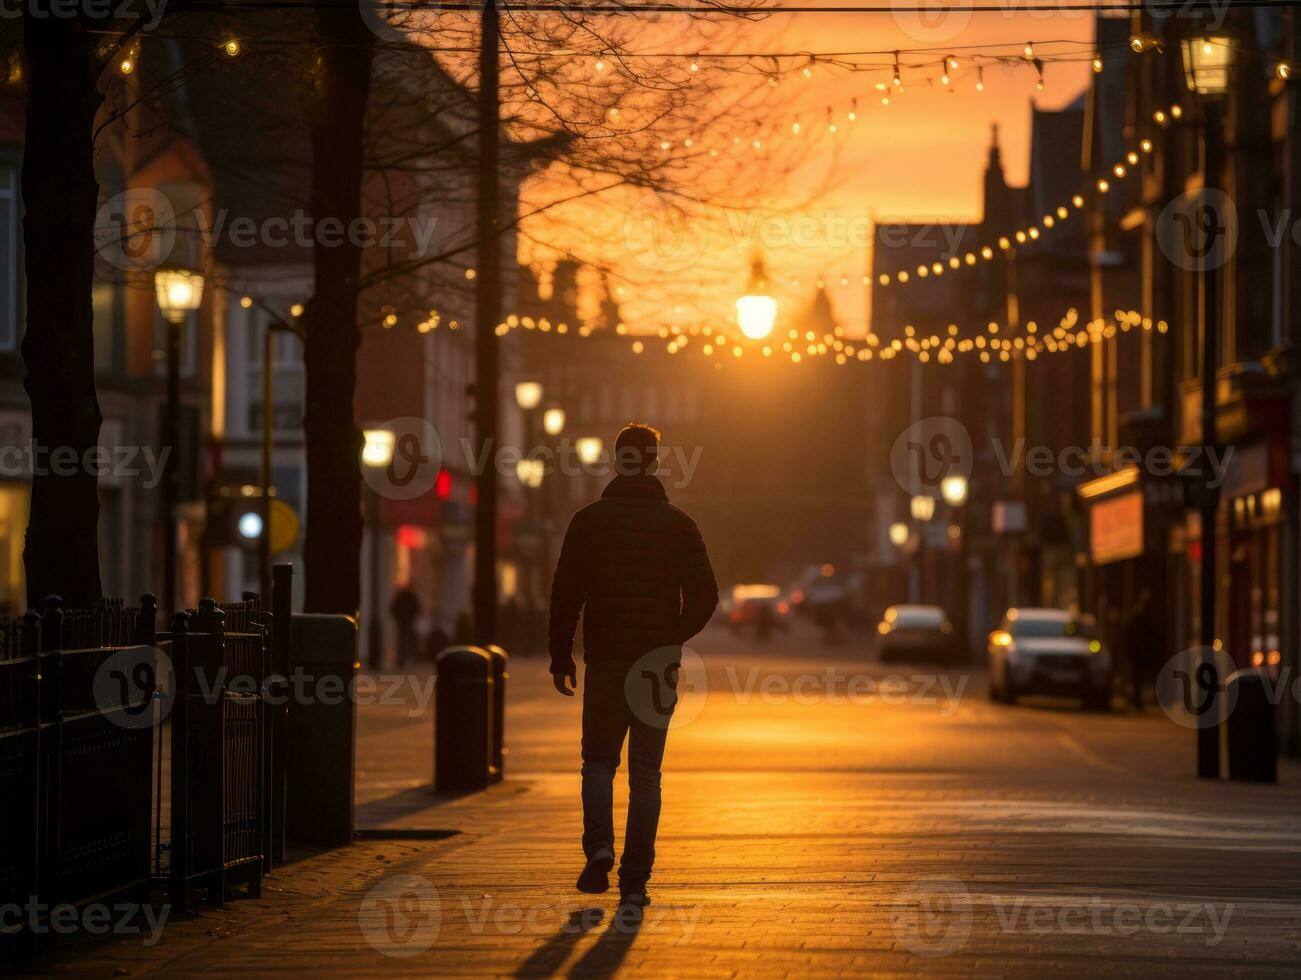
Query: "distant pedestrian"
549 423 718 911
390 586 421 668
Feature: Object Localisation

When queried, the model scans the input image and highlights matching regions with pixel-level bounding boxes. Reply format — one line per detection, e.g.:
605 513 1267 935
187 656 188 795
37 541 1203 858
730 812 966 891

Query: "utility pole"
163 319 180 615
472 0 501 645
1197 98 1223 779
1282 7 1301 757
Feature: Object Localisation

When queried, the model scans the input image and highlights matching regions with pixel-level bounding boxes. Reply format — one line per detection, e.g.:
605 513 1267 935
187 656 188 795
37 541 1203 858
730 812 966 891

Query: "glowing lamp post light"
361 427 395 669
154 266 206 616
1180 29 1235 780
1180 35 1233 95
155 268 205 323
940 474 969 507
888 521 910 547
361 428 396 469
514 380 544 411
516 458 545 489
543 406 566 437
910 494 937 522
736 257 777 341
576 436 603 466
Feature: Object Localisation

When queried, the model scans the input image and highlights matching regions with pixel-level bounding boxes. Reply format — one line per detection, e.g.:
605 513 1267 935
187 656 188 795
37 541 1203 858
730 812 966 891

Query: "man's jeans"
581 660 671 890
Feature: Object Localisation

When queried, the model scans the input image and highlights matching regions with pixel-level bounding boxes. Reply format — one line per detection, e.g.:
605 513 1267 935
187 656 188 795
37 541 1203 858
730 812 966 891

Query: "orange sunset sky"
515 6 1098 338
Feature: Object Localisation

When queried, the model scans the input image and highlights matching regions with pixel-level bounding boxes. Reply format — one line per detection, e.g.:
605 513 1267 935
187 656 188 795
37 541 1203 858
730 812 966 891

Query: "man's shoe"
618 887 651 908
576 850 615 894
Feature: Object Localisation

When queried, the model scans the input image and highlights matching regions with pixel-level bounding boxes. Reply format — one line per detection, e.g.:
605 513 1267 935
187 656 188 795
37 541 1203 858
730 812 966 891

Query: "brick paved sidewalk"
29 633 1301 977
37 768 1301 977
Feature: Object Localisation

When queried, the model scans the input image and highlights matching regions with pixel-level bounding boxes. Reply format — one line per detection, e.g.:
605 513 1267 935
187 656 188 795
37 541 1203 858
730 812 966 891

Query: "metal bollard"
1226 668 1277 783
286 613 359 847
484 644 509 783
434 646 494 792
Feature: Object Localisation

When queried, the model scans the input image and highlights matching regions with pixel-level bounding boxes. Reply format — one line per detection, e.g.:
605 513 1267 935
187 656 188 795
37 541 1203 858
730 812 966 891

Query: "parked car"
876 604 962 665
987 608 1111 710
728 584 791 638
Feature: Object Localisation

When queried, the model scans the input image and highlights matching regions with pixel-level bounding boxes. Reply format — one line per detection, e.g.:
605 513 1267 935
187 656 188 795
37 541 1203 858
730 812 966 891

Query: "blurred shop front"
1076 465 1181 672
382 467 475 640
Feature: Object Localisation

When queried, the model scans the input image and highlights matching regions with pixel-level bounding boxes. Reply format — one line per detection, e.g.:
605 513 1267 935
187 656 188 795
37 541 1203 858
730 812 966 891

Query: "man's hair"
614 423 661 476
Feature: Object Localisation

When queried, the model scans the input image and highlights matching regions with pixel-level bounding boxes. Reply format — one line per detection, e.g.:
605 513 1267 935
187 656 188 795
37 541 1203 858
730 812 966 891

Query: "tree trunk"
20 15 104 608
300 10 373 614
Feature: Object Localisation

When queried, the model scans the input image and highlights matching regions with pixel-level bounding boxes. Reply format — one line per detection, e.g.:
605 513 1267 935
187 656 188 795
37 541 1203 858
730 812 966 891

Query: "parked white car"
987 608 1111 710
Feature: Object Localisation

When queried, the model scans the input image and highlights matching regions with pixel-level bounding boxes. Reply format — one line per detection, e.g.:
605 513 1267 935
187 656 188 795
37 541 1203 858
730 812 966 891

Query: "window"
92 279 124 373
245 315 304 434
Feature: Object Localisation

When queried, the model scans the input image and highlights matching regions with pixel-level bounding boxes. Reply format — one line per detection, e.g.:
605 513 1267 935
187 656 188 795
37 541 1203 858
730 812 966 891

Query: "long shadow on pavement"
565 905 644 979
515 907 605 977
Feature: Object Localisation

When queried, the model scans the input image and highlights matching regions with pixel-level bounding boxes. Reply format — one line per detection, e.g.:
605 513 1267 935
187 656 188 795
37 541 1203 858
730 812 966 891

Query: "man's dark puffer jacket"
548 473 718 675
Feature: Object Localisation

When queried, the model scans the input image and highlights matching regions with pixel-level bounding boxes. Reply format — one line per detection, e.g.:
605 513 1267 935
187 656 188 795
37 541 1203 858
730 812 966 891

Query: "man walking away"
548 423 718 909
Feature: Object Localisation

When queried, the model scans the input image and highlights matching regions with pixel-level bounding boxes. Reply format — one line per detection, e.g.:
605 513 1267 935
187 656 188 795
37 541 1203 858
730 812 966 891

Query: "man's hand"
552 671 578 696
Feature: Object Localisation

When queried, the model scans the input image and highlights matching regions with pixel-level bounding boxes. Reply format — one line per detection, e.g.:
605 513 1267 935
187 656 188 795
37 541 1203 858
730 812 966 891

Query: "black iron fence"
0 563 297 949
166 596 268 908
0 595 157 945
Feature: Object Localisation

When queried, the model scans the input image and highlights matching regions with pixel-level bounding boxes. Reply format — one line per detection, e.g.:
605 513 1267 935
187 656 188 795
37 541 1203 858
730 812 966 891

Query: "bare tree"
300 9 375 615
17 14 133 607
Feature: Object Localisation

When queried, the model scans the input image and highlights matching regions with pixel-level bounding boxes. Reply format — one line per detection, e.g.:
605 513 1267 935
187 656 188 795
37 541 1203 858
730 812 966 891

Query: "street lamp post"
1181 31 1233 779
539 406 565 607
515 382 544 607
154 268 205 615
473 0 502 649
941 475 970 650
910 493 937 602
362 428 395 670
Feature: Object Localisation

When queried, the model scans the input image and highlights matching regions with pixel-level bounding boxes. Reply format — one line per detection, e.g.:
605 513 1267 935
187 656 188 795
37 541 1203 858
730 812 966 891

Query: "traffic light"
207 484 267 551
207 484 301 553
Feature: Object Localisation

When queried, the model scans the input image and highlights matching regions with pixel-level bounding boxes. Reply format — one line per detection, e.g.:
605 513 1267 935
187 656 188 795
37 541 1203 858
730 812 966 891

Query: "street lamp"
576 436 603 466
543 406 566 437
514 384 547 609
155 268 205 322
1180 35 1233 95
516 458 545 489
909 494 937 603
939 474 970 652
1180 29 1234 780
514 380 543 411
736 256 777 341
940 474 969 507
361 427 395 670
361 428 396 468
910 494 937 522
154 267 205 616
